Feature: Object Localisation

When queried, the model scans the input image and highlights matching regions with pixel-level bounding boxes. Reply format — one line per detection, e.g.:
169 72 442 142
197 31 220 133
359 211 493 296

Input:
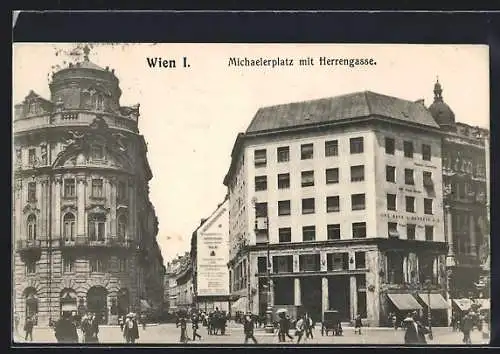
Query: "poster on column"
196 201 230 297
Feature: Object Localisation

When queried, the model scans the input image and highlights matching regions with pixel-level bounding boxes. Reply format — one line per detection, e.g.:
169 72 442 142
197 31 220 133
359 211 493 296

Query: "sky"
12 43 490 263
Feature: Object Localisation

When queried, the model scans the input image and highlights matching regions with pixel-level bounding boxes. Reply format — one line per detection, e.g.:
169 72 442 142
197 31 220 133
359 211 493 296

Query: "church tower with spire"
428 78 456 130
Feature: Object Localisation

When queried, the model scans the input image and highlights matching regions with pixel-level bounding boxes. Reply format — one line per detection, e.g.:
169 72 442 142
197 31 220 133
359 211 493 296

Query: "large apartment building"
224 91 450 326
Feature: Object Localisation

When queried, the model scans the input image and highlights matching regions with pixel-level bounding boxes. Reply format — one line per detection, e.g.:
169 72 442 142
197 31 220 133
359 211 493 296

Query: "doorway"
328 276 350 321
87 286 108 324
300 277 322 322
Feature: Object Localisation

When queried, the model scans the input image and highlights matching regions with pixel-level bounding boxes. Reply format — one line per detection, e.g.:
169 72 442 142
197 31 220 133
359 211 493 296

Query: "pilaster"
294 278 301 306
469 214 477 256
76 175 86 236
350 275 358 321
321 277 329 320
54 175 62 239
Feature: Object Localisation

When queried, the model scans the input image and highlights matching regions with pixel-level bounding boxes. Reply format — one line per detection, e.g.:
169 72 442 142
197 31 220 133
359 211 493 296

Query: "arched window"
117 215 127 240
88 214 106 242
92 94 104 111
63 213 76 242
27 215 37 241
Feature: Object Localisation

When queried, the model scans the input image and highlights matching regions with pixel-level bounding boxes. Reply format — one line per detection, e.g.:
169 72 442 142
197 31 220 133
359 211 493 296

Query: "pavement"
12 323 490 345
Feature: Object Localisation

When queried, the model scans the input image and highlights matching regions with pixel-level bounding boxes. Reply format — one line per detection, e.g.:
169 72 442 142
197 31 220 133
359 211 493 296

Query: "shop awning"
230 296 248 313
453 298 472 311
387 294 423 310
418 293 449 309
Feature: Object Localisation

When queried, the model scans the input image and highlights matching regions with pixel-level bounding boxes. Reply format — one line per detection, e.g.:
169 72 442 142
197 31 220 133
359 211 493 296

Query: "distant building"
165 252 193 312
191 197 230 313
224 90 449 326
428 80 490 300
13 46 164 326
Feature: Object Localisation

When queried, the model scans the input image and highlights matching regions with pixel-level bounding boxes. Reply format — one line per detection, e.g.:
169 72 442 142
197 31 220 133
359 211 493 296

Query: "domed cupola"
49 45 122 112
428 78 456 130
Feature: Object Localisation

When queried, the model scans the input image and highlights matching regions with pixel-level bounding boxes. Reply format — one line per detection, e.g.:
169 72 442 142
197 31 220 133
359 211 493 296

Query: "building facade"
165 252 193 312
428 80 490 302
191 197 230 313
13 47 164 326
225 91 450 326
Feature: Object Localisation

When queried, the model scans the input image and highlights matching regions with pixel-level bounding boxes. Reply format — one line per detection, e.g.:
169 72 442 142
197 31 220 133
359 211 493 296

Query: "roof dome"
428 79 455 128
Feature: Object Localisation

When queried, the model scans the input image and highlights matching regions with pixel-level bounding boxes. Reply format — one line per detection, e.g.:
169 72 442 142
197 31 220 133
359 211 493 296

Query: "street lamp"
425 278 433 340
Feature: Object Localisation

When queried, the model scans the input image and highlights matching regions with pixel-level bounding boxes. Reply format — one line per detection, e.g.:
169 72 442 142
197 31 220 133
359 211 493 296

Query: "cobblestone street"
13 323 489 345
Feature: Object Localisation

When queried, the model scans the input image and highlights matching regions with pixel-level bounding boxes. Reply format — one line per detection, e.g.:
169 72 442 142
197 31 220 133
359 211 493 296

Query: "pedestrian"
243 313 258 344
54 312 79 343
191 312 202 341
24 316 34 342
119 315 125 331
140 313 147 330
283 314 294 341
179 316 189 343
403 315 428 344
461 312 473 344
295 316 305 343
392 313 398 330
354 314 362 335
123 313 140 344
304 313 314 339
277 313 286 342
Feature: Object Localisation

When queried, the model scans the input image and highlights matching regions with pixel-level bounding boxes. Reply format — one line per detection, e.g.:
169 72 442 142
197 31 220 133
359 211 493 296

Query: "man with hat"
403 313 428 344
243 312 258 344
123 313 139 344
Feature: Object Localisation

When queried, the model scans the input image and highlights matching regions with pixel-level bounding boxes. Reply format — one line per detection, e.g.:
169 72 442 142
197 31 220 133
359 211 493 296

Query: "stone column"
36 178 43 239
108 177 117 238
15 179 22 240
321 277 329 320
469 214 477 256
445 205 454 257
128 177 135 241
320 251 328 271
350 275 358 321
54 175 62 240
294 278 301 306
76 175 86 237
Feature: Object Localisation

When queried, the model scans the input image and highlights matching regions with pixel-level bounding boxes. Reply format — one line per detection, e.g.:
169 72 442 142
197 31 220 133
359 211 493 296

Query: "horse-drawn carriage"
321 310 343 336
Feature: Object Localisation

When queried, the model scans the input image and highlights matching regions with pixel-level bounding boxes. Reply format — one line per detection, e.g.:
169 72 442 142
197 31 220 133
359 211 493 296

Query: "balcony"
16 239 42 251
61 236 136 249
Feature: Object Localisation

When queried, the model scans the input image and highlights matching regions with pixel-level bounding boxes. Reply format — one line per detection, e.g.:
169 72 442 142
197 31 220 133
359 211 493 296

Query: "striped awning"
387 294 423 310
418 293 449 309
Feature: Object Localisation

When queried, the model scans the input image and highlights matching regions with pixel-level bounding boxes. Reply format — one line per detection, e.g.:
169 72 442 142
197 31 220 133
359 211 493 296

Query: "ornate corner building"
13 48 165 326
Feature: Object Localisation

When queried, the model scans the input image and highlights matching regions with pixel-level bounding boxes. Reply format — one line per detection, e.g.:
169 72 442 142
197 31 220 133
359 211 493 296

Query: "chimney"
415 99 425 106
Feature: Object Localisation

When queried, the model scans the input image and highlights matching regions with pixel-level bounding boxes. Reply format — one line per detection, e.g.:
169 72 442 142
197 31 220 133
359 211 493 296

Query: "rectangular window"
300 254 320 271
328 253 349 271
352 222 367 238
351 194 366 211
423 171 434 188
387 193 396 211
88 215 106 241
119 258 127 272
424 198 433 215
255 176 267 191
90 258 105 273
350 137 364 154
254 149 267 167
351 165 365 182
327 224 341 240
91 179 104 198
278 228 292 243
278 200 291 216
26 260 36 275
257 257 267 273
302 198 315 214
91 145 104 160
407 224 416 240
64 178 76 198
325 140 338 157
355 251 366 269
63 256 74 273
277 173 290 189
28 148 37 165
403 141 414 158
385 137 395 155
386 165 396 183
326 168 339 184
422 144 432 161
28 182 37 202
255 202 268 217
277 146 289 162
404 169 414 185
425 226 434 241
405 196 415 213
301 170 314 187
326 196 340 213
301 143 314 160
388 222 399 238
302 226 316 242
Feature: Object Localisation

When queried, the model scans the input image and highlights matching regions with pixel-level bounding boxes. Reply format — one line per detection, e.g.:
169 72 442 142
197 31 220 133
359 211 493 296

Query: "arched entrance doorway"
87 286 108 324
117 288 130 317
24 288 38 324
60 289 78 318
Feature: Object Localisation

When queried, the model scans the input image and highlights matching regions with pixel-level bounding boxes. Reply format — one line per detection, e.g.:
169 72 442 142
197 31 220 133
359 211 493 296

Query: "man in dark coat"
243 313 258 344
461 313 474 344
123 314 140 344
404 316 428 344
191 312 202 341
54 312 79 343
24 316 34 341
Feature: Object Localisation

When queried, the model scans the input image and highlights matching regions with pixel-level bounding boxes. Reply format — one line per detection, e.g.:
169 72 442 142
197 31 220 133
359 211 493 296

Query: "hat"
403 317 414 322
